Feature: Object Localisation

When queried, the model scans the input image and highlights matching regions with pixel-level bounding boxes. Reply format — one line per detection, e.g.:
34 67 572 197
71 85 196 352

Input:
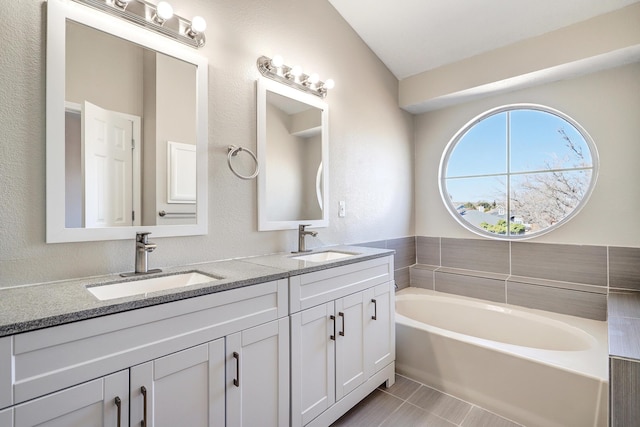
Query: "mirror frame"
46 0 208 243
257 78 329 231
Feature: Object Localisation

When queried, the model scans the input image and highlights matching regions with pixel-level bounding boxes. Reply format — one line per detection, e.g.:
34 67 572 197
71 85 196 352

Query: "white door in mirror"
84 101 137 228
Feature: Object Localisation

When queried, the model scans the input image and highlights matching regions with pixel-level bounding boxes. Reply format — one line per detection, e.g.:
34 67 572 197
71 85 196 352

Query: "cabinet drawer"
11 279 288 405
289 256 393 313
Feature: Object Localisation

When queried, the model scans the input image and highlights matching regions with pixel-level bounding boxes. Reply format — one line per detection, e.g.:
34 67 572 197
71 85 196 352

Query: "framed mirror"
257 78 329 231
46 0 208 243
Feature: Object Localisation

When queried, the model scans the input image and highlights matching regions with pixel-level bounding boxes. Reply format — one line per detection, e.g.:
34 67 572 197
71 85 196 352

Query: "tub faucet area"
295 224 318 253
122 232 162 276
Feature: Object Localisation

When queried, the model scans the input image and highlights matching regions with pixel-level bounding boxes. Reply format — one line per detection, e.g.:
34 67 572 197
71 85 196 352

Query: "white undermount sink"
87 271 218 301
290 251 357 262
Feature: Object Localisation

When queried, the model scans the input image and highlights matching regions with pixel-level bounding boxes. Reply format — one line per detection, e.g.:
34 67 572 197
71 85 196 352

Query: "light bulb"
191 16 207 33
156 1 174 21
323 79 335 90
271 55 284 68
290 65 302 77
308 73 320 84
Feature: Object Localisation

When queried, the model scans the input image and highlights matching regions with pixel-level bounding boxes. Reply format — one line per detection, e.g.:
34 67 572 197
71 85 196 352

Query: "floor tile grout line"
458 404 475 426
400 383 423 403
402 399 463 426
374 399 408 427
461 403 526 427
400 375 473 410
376 385 465 427
377 374 422 403
388 374 524 427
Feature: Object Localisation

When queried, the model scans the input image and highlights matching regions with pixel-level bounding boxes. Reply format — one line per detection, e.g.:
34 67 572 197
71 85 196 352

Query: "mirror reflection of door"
64 19 198 229
265 92 323 222
82 101 141 228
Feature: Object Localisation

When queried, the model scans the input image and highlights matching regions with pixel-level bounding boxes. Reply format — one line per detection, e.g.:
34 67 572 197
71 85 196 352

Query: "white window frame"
438 104 599 240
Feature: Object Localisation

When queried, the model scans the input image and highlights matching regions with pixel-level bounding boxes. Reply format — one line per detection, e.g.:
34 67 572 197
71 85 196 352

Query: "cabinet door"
335 291 367 401
12 370 128 427
365 282 395 375
291 302 335 427
226 318 289 427
130 339 225 427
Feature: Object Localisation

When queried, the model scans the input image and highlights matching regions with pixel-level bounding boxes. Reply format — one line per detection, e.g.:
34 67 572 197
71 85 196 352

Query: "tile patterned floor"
330 374 524 427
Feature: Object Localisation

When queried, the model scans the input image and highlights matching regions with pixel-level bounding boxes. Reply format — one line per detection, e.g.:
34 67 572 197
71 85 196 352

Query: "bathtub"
395 288 608 427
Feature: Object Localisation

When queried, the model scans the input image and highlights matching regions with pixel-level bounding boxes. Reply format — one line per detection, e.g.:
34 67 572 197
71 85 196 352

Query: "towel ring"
227 145 259 180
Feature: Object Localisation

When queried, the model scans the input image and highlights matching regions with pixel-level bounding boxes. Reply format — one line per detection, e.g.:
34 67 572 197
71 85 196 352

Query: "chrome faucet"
122 232 162 276
296 224 318 253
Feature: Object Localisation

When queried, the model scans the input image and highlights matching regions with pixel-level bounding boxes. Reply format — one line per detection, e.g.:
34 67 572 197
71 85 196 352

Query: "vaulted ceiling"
328 0 640 79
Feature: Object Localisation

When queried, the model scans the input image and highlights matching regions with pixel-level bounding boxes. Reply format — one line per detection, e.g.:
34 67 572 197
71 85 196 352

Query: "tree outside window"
439 105 598 240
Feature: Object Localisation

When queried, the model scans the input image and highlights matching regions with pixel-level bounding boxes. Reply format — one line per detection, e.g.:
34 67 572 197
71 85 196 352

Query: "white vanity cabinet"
290 256 396 427
129 339 226 427
0 279 290 427
129 317 290 427
9 370 128 427
6 339 226 427
226 318 290 427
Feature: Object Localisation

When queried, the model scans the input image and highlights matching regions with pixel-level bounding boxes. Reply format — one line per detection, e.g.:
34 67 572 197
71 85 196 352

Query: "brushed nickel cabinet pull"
141 386 148 427
339 312 345 336
330 315 336 340
371 298 377 320
233 352 240 387
115 396 122 427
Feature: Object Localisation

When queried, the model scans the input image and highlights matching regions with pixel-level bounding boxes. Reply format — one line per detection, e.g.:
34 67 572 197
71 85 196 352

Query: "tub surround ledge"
608 291 640 359
608 291 640 426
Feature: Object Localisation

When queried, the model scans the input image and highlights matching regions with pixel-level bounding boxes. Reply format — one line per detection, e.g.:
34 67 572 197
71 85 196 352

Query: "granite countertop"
608 291 640 360
0 246 393 337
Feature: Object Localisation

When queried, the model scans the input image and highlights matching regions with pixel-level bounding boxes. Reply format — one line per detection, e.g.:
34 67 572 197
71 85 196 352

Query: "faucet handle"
136 231 152 242
299 224 311 231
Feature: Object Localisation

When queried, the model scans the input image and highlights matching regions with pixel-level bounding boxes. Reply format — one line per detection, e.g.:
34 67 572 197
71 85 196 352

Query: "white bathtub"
395 288 608 427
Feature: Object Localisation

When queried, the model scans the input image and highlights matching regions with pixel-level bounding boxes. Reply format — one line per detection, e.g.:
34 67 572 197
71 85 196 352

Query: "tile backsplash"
409 237 640 321
511 242 608 286
440 237 510 274
609 246 640 291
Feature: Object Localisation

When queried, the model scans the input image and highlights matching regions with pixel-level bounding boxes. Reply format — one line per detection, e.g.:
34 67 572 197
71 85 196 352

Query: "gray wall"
415 62 640 247
0 0 414 286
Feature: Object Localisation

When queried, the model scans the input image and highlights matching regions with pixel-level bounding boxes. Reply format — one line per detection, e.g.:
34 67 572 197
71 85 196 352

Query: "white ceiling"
328 0 640 80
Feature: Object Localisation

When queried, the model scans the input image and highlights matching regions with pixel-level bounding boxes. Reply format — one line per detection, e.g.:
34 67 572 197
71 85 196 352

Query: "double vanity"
0 246 395 427
24 2 396 425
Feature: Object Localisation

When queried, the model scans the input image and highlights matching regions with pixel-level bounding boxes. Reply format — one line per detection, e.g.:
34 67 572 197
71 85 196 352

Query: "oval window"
439 104 598 240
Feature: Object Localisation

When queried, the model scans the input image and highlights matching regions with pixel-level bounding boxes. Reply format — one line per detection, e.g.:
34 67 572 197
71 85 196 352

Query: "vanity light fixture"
113 0 131 9
186 15 207 38
152 1 173 25
268 55 284 70
72 0 207 48
285 65 302 80
303 72 320 87
257 55 335 98
318 78 335 96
